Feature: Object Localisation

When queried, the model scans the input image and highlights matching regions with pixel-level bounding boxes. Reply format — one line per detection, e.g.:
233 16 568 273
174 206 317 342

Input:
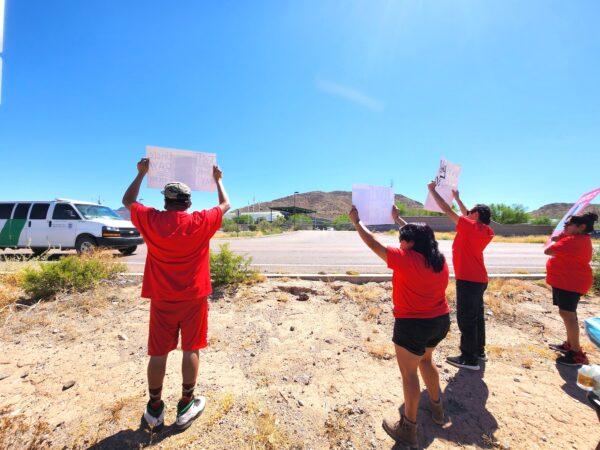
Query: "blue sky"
1 1 599 212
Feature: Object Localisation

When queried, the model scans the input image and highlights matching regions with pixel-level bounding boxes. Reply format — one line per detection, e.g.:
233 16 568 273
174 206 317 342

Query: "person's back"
131 204 222 300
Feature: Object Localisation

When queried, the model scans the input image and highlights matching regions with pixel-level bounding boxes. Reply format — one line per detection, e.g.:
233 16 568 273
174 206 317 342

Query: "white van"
0 199 143 255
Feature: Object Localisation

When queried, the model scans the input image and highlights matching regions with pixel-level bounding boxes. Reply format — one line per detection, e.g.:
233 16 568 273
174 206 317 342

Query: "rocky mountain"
530 203 600 219
231 190 423 220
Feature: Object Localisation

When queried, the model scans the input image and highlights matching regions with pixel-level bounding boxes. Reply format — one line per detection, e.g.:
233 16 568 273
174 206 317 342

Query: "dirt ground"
0 277 599 450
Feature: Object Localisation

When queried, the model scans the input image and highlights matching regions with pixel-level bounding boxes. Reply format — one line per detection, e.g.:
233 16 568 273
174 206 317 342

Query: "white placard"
352 184 395 225
424 159 461 213
146 146 217 192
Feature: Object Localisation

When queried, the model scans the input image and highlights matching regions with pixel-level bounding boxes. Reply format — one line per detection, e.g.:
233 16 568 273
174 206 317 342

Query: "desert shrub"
332 214 352 230
210 244 257 287
19 252 126 299
286 214 313 230
257 220 281 234
233 214 253 224
489 203 530 224
593 248 600 294
529 215 552 225
221 218 239 232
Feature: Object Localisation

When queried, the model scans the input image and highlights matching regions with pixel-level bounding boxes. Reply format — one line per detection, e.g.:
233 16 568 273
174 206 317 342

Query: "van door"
49 203 80 248
0 203 16 248
27 203 51 248
12 203 32 248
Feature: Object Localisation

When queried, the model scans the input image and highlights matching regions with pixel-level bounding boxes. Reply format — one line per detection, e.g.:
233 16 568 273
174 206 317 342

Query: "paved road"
122 230 549 274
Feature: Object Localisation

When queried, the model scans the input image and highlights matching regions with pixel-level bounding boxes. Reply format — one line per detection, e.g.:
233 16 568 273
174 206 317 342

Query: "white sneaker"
175 396 206 430
142 401 165 431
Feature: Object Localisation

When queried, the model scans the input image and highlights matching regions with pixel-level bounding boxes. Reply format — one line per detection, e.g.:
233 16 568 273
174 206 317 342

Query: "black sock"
149 386 162 410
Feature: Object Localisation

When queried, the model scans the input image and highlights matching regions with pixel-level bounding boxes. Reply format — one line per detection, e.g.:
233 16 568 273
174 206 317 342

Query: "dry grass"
365 341 394 360
203 392 234 428
248 409 294 450
342 284 386 304
0 407 53 449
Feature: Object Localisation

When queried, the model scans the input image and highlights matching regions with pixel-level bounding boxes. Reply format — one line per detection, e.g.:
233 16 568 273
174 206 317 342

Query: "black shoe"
446 355 480 370
478 352 488 362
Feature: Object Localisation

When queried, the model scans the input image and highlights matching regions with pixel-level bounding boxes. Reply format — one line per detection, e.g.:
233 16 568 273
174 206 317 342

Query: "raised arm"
122 158 149 210
349 206 387 263
213 165 231 214
392 204 407 227
427 181 460 225
452 189 469 216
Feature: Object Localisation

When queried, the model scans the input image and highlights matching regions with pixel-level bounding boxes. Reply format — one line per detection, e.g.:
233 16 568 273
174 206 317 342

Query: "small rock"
513 378 520 383
250 352 255 357
117 334 128 341
296 293 309 301
20 372 29 379
52 329 59 334
443 368 450 374
62 380 76 391
0 374 8 381
541 436 547 442
282 376 288 382
325 339 333 344
54 421 64 429
297 399 304 407
290 326 295 331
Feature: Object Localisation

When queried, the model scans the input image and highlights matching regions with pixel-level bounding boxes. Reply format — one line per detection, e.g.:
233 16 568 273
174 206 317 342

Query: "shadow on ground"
390 363 498 449
88 418 182 450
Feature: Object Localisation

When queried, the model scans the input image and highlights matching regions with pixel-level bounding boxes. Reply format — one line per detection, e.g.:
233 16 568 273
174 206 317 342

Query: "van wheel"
118 246 137 256
75 236 96 254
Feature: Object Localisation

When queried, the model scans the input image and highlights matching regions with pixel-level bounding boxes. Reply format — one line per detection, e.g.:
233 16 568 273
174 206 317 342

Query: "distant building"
224 210 285 223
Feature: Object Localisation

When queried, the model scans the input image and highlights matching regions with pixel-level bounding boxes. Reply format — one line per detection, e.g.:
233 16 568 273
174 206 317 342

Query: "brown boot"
382 414 418 448
429 398 445 425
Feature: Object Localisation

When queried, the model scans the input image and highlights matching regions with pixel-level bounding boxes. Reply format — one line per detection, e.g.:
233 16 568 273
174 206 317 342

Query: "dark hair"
567 212 598 233
471 204 491 225
164 197 191 211
400 223 446 273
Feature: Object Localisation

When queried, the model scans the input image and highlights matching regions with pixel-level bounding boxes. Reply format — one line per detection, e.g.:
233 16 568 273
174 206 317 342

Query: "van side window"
0 203 15 219
30 203 50 220
52 204 80 220
14 203 32 220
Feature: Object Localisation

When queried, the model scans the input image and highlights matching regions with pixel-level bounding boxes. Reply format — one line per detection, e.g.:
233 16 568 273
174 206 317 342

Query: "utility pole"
293 191 299 230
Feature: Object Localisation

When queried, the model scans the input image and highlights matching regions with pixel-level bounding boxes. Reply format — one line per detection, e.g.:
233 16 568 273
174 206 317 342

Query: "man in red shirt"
122 157 230 431
427 182 494 371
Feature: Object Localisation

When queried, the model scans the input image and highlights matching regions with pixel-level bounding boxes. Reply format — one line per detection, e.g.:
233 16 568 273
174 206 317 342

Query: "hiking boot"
429 399 445 425
382 414 418 448
446 355 480 371
549 341 571 353
557 350 589 367
142 400 165 431
175 396 206 430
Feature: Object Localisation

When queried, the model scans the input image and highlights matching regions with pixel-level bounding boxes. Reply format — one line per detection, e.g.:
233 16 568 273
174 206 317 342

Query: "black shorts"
392 314 450 356
552 288 581 312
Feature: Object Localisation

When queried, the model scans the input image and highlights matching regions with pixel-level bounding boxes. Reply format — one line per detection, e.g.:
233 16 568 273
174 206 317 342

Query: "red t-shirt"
452 216 494 283
386 246 450 319
546 234 593 294
130 203 223 301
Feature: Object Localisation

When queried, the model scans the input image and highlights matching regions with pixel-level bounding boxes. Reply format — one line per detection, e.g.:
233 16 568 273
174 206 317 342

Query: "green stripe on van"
0 219 27 247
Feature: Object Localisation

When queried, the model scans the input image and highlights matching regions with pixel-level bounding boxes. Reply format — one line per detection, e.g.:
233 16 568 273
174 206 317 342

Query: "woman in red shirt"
545 212 598 366
350 205 450 448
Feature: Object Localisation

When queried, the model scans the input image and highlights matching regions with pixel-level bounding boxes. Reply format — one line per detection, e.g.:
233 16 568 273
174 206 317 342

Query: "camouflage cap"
161 182 192 200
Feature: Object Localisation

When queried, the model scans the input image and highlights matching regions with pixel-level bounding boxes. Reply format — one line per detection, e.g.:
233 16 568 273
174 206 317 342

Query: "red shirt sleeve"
549 235 579 256
387 246 408 271
129 202 153 233
192 207 223 238
456 216 474 233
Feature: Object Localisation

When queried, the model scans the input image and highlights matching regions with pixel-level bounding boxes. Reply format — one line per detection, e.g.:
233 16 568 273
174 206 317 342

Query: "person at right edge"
545 212 598 366
427 182 494 371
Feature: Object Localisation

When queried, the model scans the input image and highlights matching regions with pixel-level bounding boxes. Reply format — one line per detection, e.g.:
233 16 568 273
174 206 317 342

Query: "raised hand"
213 165 223 182
137 158 150 176
349 205 360 225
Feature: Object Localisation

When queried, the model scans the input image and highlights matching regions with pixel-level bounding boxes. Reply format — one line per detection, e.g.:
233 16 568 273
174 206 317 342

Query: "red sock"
179 383 195 407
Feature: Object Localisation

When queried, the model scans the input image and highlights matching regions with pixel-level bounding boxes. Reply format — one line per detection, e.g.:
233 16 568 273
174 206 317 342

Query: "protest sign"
352 184 395 225
146 146 217 192
424 159 461 213
547 187 600 245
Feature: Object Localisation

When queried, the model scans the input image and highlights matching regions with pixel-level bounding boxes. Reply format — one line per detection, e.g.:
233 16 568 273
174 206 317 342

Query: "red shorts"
148 297 209 356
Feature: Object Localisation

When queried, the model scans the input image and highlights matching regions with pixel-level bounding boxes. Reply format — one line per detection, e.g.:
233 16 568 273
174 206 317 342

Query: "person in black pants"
427 182 494 370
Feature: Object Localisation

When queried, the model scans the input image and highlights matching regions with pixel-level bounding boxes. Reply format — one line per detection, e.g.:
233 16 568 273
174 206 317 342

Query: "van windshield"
75 204 122 220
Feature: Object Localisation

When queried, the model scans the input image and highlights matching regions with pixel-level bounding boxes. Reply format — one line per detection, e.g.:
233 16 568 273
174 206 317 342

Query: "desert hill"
530 203 600 219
